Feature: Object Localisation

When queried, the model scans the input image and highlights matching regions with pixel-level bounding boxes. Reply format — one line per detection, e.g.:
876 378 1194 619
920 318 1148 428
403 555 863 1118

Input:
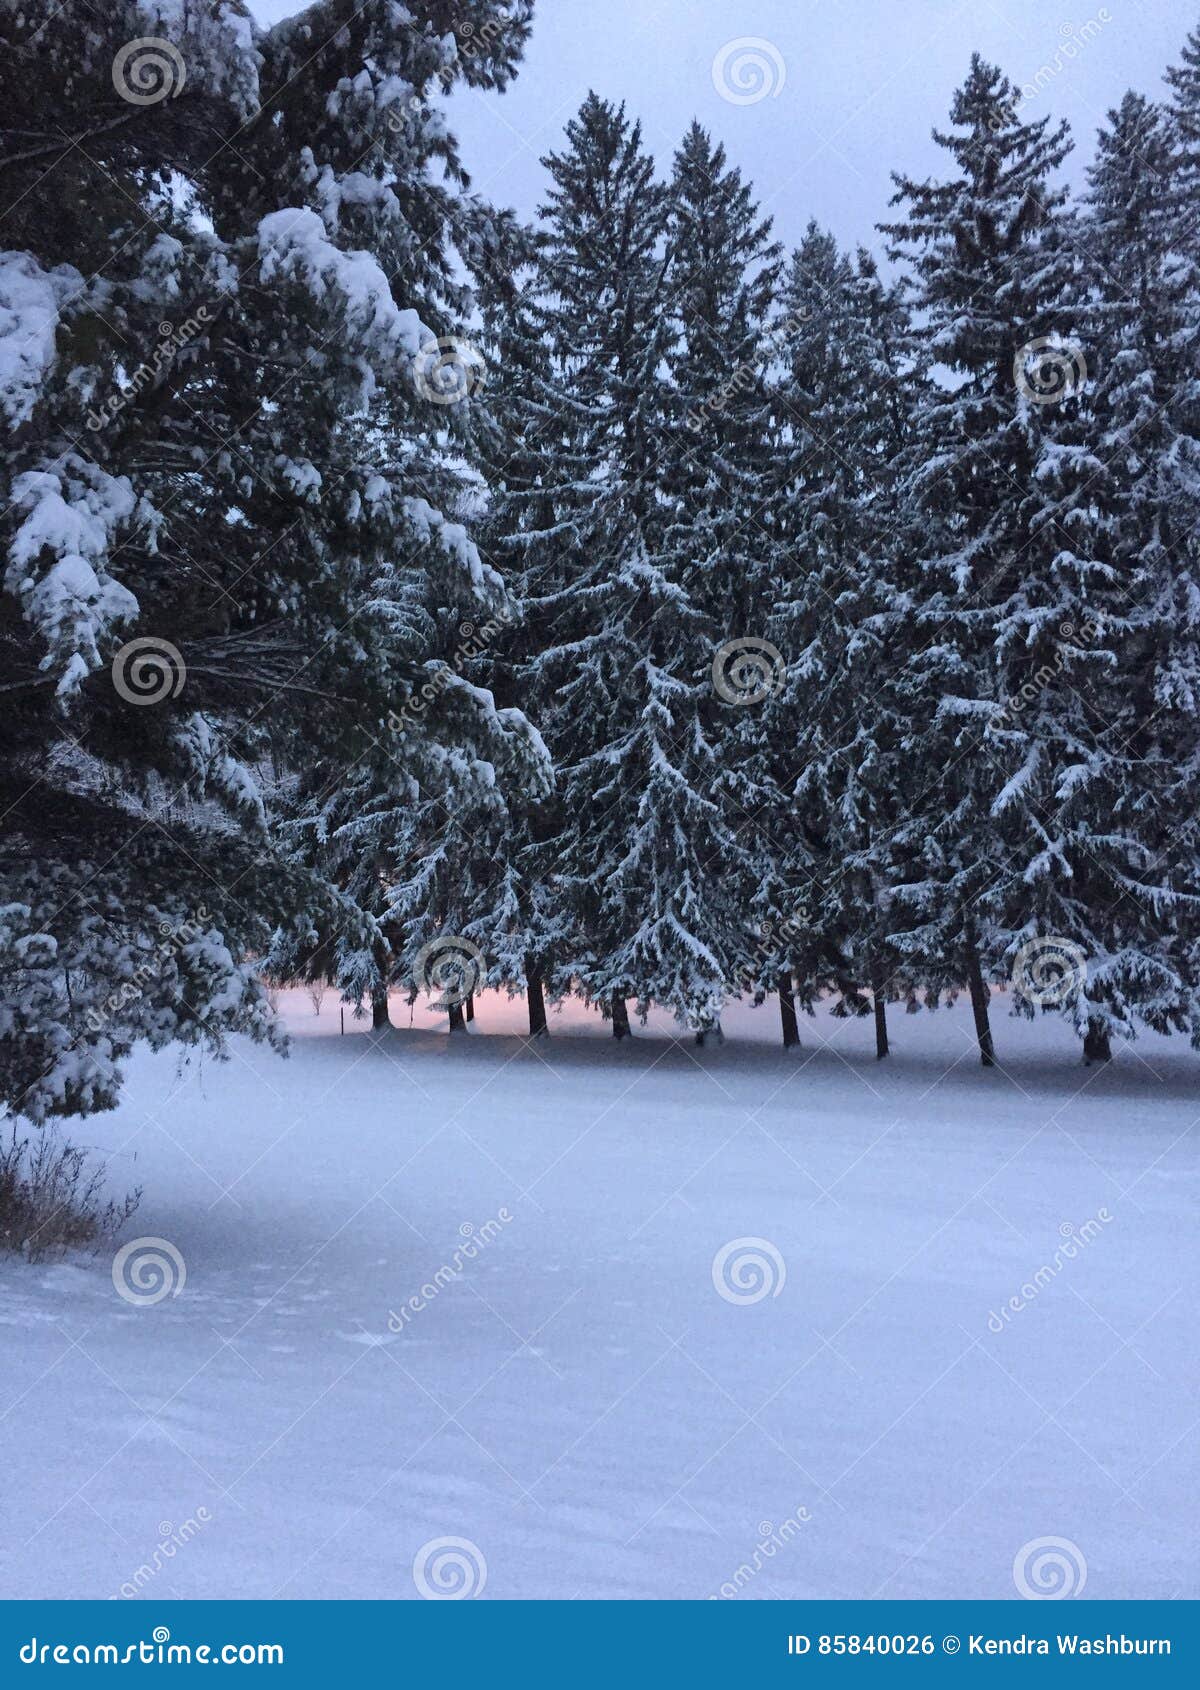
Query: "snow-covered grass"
0 992 1195 1601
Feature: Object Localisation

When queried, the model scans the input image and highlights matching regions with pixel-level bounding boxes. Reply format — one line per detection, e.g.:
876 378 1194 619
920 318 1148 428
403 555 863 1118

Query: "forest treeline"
3 1 1200 1125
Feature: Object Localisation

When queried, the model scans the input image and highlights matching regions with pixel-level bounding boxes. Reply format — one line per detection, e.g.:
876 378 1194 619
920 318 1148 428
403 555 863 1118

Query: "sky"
247 0 1189 256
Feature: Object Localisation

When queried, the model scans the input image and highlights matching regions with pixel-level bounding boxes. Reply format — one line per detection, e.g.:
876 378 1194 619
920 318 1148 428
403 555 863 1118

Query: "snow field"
1 991 1195 1601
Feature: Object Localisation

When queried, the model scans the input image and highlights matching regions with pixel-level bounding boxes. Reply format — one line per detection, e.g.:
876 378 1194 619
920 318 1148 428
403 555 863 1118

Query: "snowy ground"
1 990 1196 1601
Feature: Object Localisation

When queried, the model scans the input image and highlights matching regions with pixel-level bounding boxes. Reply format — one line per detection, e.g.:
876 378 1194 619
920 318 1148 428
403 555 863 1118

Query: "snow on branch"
0 253 84 429
256 208 432 406
5 455 157 698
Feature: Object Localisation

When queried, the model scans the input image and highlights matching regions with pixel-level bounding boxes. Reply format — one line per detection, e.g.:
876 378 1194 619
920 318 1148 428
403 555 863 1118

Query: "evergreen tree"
1070 91 1200 1056
882 56 1200 1064
762 231 920 1057
496 97 748 1038
1165 22 1200 447
659 122 782 1043
243 3 552 1032
473 213 569 1037
1166 21 1200 246
0 0 540 1112
881 55 1082 1065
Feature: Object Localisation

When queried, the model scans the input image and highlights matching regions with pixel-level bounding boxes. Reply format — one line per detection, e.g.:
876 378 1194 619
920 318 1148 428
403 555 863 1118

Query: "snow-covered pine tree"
659 122 782 1044
882 56 1200 1065
498 96 746 1038
1166 21 1200 248
1165 23 1200 450
0 0 542 1111
880 55 1082 1066
1069 91 1200 1057
761 230 920 1058
262 4 551 1034
468 211 569 1037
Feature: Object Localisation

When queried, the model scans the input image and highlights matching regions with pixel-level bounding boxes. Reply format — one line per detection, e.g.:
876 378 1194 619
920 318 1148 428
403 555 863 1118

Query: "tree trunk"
611 993 632 1040
447 1000 467 1034
695 1020 724 1048
371 987 390 1031
873 993 890 1061
1083 1020 1112 1064
526 956 549 1038
870 952 889 1061
964 935 995 1068
778 973 800 1048
464 992 475 1023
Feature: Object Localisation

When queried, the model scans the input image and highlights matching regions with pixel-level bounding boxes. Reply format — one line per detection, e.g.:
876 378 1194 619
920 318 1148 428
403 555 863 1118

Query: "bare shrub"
0 1129 141 1263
